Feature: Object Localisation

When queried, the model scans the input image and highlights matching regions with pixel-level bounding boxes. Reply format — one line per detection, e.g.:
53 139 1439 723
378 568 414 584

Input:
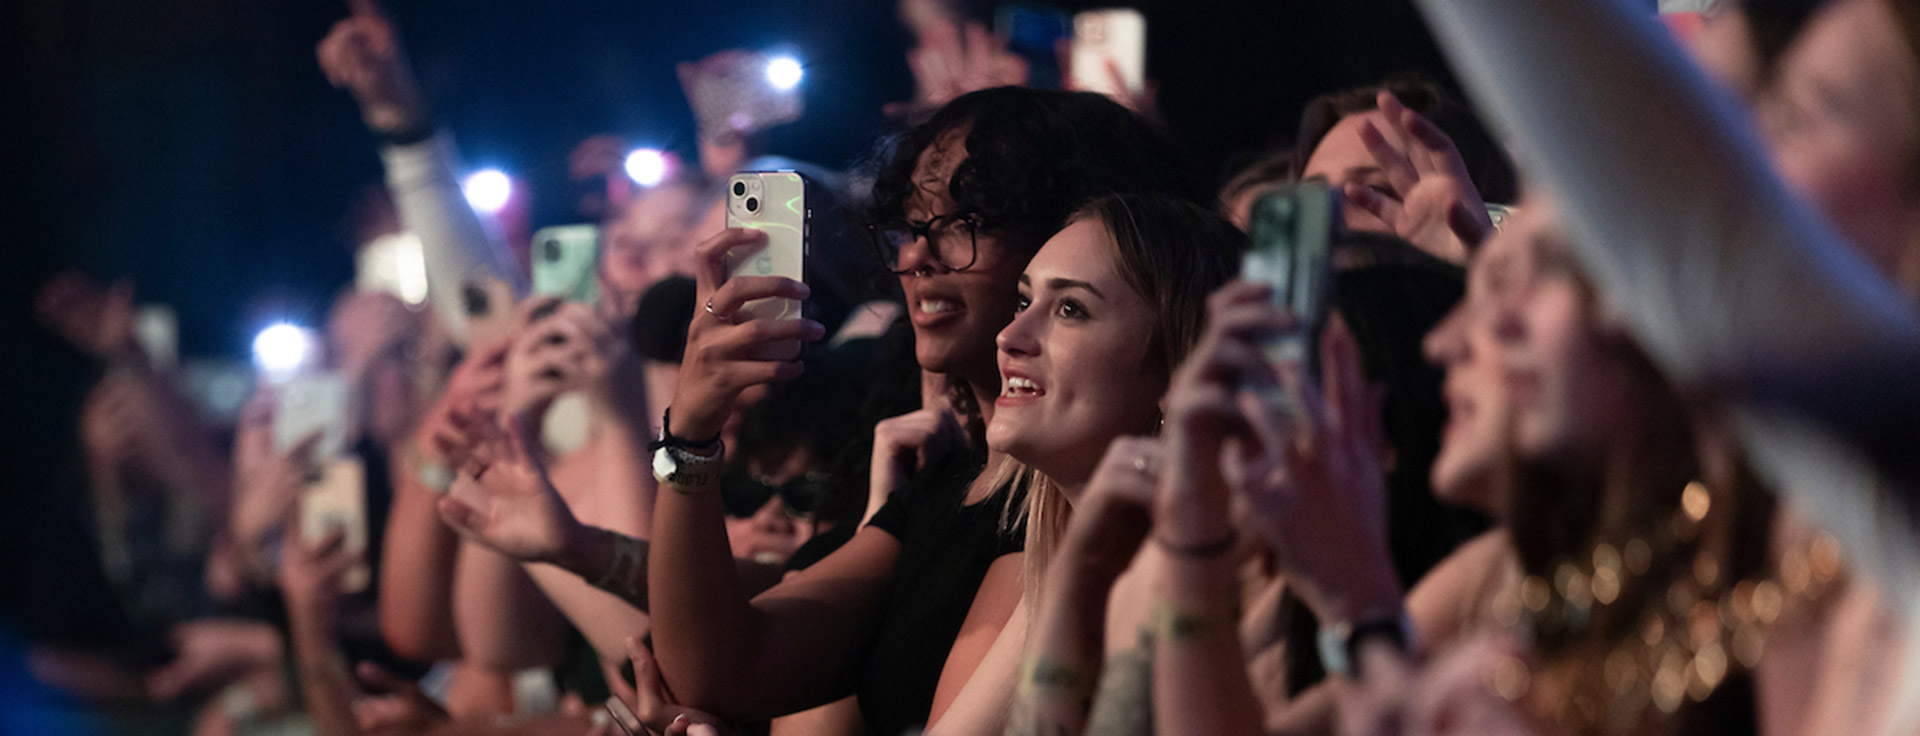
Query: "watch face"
653 447 678 480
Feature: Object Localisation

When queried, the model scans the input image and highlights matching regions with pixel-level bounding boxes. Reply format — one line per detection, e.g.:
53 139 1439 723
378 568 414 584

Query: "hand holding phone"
1070 9 1147 100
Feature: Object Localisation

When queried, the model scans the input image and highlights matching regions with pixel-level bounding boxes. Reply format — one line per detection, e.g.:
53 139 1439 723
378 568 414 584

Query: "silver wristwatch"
652 442 724 489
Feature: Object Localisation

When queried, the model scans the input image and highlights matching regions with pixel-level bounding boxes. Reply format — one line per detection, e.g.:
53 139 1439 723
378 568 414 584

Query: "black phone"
1242 182 1339 380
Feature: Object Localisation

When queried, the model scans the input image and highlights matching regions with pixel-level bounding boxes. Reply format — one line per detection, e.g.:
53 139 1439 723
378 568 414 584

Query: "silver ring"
1132 455 1153 475
705 298 731 323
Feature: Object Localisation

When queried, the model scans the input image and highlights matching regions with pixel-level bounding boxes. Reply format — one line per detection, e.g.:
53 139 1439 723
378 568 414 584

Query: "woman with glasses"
641 87 1209 736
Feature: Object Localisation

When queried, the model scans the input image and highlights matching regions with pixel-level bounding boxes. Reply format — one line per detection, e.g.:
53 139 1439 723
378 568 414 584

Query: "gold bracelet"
1151 597 1240 642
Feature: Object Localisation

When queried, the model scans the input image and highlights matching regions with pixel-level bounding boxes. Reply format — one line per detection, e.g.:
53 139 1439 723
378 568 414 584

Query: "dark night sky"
12 0 1462 361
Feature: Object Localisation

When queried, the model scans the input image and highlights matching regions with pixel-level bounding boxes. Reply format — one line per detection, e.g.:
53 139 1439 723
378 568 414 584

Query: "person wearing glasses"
641 87 1210 736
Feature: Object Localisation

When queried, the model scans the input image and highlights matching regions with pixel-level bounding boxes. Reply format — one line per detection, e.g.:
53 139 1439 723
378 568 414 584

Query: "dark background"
11 0 1466 361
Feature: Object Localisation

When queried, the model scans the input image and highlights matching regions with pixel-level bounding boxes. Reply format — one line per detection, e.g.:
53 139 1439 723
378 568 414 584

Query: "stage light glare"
462 169 512 214
625 148 669 187
766 56 803 90
252 323 315 379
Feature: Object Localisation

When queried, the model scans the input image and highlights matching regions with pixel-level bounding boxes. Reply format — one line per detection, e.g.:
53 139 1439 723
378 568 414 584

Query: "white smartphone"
723 171 809 322
300 456 370 593
1071 9 1147 99
273 372 351 460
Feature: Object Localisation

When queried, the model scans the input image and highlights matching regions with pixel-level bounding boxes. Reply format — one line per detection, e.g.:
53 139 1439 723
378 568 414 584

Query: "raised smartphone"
1070 9 1146 99
683 51 804 143
1243 183 1338 375
300 456 370 593
531 225 602 305
724 171 808 323
273 372 351 461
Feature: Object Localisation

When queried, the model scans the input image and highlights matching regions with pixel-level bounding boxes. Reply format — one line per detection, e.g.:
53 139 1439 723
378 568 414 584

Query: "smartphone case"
1243 183 1337 370
531 225 602 305
724 171 808 322
273 373 351 460
301 456 370 593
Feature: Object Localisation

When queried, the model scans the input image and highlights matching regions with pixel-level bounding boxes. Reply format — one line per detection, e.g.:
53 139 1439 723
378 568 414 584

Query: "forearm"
287 611 361 736
1152 557 1264 736
1009 554 1121 736
380 133 524 341
522 561 650 667
453 543 569 671
379 464 464 661
644 483 767 713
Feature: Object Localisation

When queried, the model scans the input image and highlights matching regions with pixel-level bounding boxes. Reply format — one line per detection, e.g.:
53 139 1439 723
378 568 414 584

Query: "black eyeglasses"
867 212 982 274
721 471 834 519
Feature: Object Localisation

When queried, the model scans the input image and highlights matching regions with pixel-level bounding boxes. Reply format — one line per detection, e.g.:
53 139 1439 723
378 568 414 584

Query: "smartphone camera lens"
733 181 747 197
745 196 760 212
541 239 561 262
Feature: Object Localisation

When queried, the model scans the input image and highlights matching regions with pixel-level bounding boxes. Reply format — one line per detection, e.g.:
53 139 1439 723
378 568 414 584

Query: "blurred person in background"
1292 76 1517 265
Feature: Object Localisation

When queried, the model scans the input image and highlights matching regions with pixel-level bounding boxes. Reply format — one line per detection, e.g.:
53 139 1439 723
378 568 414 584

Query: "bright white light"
766 56 804 90
462 169 512 215
624 148 669 187
252 323 315 379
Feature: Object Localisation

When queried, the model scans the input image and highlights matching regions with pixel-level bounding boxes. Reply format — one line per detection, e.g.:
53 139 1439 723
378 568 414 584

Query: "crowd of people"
15 0 1920 734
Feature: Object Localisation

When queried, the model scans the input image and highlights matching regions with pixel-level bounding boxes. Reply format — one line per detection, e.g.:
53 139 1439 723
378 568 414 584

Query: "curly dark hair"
866 87 1208 259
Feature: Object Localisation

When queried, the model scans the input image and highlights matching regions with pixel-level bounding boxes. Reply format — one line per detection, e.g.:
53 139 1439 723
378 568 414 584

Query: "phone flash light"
624 148 669 187
462 169 513 215
765 56 803 90
253 323 316 380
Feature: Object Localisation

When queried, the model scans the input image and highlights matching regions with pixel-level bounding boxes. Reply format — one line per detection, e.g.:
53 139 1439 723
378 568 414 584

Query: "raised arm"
649 228 904 720
317 0 524 342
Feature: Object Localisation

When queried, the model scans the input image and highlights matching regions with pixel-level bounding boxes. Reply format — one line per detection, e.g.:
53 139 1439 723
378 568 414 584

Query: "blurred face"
1688 8 1761 100
1422 261 1510 514
602 184 701 305
1481 204 1642 465
1303 110 1407 235
1761 0 1920 280
897 129 1026 387
987 218 1165 491
723 448 818 565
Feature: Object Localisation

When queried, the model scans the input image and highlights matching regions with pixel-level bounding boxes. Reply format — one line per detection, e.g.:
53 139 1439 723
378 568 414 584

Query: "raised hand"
36 272 137 361
1059 436 1163 578
279 525 363 635
316 0 429 134
884 19 1030 121
665 228 823 443
230 390 321 577
868 406 969 508
501 297 618 421
1154 281 1289 550
436 411 584 565
1234 317 1400 624
412 335 510 471
1342 91 1493 264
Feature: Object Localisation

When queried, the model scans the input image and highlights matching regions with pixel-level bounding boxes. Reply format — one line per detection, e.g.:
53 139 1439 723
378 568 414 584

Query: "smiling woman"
986 193 1248 622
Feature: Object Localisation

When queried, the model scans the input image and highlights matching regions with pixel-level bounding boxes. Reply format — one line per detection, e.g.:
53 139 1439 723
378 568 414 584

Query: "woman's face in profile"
987 217 1164 490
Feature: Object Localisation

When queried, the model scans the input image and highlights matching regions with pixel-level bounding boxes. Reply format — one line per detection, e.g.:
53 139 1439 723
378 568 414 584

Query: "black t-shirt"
857 451 1026 736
